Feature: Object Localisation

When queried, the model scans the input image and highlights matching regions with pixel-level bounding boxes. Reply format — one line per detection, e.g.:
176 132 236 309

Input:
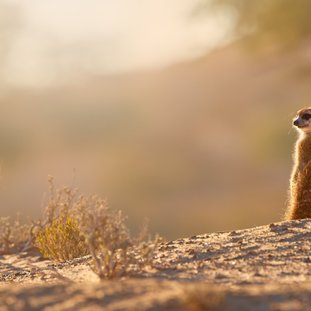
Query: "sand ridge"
0 219 310 310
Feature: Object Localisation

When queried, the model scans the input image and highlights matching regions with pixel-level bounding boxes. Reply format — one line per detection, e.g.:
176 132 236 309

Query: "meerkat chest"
297 136 311 171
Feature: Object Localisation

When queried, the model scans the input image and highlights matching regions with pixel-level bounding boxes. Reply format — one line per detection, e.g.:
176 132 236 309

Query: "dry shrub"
0 167 32 254
35 216 88 261
74 195 161 279
34 177 88 261
0 215 31 254
34 176 161 278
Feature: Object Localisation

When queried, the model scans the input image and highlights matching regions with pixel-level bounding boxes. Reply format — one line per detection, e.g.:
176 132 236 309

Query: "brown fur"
286 108 311 220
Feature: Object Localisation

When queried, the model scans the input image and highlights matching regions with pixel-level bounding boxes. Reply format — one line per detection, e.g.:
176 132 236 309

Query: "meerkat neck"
300 130 311 138
298 131 311 143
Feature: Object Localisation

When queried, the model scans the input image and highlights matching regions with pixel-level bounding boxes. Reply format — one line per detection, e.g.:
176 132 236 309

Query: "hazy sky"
3 0 233 86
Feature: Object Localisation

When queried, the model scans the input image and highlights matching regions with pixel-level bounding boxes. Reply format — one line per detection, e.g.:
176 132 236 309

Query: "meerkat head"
293 107 311 134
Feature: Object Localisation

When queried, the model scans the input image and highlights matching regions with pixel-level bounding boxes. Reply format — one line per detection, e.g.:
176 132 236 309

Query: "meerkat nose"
293 118 300 126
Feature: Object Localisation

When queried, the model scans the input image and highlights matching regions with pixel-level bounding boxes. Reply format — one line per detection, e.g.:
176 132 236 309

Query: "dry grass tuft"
35 216 88 261
75 195 161 278
34 176 88 261
0 215 31 255
0 161 32 254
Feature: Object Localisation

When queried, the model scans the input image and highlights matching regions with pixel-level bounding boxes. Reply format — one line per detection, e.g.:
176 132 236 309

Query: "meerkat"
286 107 311 220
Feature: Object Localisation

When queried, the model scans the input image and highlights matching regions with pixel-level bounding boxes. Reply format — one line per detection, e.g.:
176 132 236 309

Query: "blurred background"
1 0 310 239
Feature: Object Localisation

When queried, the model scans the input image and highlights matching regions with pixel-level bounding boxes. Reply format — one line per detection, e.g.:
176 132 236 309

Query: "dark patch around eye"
302 114 311 120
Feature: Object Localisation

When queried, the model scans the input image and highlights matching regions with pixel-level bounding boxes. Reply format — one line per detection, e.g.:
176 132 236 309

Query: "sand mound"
1 219 310 310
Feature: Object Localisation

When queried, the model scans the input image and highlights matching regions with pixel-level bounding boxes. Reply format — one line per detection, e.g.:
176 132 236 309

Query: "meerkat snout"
293 118 300 127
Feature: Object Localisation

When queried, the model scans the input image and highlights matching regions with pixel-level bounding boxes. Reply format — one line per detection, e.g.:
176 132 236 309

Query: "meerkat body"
286 107 311 220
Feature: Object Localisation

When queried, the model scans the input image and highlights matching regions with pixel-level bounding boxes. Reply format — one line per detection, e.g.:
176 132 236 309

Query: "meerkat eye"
302 114 311 120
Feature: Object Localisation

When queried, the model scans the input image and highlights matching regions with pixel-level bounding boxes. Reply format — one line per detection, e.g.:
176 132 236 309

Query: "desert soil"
0 219 311 310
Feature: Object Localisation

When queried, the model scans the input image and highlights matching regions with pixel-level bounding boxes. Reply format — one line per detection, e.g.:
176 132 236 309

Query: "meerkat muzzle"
293 119 299 126
293 117 306 128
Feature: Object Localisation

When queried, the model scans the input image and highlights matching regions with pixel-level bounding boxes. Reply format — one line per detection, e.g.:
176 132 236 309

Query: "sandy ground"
0 219 311 310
